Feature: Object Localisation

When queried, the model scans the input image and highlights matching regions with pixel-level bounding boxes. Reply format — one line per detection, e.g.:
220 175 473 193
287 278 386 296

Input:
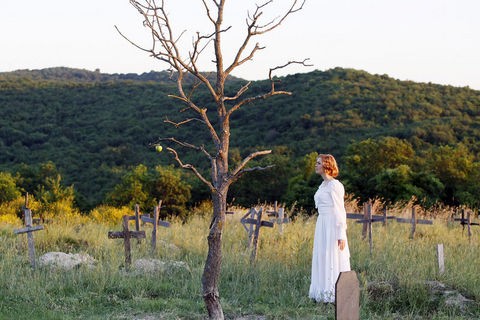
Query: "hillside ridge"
1 67 479 209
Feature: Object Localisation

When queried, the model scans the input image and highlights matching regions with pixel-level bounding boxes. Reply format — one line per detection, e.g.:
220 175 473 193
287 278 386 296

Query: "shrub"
89 205 132 225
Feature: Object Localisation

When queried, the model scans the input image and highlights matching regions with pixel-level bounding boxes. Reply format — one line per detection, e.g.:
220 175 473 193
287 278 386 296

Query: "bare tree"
118 0 309 318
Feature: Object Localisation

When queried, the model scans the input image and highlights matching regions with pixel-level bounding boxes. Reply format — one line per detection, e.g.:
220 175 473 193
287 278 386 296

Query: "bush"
89 205 132 225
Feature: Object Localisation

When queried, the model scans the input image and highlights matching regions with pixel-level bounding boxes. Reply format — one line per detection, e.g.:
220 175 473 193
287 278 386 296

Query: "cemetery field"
0 206 479 320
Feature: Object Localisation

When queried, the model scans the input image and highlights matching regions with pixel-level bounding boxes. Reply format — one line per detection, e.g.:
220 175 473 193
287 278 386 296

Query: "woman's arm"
331 180 347 241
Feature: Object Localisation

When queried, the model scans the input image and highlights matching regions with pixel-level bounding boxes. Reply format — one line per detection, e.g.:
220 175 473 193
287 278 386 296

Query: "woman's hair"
318 154 339 177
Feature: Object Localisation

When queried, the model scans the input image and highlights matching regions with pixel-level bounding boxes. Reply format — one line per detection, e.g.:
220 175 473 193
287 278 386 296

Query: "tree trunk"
202 189 227 319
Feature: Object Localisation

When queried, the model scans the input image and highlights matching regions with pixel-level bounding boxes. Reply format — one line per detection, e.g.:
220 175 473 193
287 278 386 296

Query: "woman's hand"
338 239 346 251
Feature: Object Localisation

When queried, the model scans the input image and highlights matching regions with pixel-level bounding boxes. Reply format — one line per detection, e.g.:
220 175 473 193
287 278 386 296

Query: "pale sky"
1 0 479 90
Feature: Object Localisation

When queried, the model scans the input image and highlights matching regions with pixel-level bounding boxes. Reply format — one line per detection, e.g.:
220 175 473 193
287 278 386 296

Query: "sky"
1 0 479 90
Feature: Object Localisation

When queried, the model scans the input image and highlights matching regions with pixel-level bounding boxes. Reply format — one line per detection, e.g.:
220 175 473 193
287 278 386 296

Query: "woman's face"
315 157 324 175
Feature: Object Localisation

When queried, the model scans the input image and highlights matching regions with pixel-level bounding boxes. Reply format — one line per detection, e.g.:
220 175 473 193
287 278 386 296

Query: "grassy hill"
1 67 479 209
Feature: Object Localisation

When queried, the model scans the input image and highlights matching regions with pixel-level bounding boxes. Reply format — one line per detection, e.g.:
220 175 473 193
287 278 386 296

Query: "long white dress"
309 179 351 303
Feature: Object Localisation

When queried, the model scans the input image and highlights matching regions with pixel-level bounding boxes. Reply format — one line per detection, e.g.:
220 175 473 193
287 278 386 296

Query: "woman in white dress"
309 154 351 303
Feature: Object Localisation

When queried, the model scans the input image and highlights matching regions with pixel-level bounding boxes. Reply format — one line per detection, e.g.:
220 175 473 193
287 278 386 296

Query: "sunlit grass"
0 203 478 319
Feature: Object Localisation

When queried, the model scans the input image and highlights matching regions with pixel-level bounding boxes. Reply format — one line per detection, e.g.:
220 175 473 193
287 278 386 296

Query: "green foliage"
373 165 421 205
106 164 191 220
89 205 132 225
106 164 150 209
228 146 294 206
148 165 192 220
0 172 21 203
12 162 77 217
1 67 480 211
283 152 321 214
344 137 416 203
423 144 475 207
410 171 444 208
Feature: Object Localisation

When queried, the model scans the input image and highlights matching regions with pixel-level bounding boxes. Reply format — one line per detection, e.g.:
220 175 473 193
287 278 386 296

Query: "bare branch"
165 94 221 147
128 0 219 99
230 150 272 180
201 0 216 24
166 147 215 191
268 58 313 80
225 0 305 75
229 165 275 186
164 117 206 128
242 165 275 173
114 25 152 54
158 137 212 160
226 58 311 116
223 81 252 101
251 0 306 35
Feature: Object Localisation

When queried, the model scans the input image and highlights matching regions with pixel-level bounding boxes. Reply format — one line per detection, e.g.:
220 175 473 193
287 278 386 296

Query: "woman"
309 154 351 303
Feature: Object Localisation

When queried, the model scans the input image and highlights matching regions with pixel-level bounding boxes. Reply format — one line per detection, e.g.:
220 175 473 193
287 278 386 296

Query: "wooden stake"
437 243 445 275
410 207 417 239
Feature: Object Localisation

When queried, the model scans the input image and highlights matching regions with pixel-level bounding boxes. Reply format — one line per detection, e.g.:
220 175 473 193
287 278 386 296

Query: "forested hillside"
1 67 479 211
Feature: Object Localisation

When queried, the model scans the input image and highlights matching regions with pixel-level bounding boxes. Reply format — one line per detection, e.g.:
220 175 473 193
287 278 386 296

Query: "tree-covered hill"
1 67 479 210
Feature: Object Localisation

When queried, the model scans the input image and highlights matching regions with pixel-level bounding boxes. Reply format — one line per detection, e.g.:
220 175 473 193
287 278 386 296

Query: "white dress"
309 179 351 303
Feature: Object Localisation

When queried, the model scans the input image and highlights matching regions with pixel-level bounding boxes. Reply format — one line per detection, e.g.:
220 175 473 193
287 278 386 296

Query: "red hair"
318 154 339 177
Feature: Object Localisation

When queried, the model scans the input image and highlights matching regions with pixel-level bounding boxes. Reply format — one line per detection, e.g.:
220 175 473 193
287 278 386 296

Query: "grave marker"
267 201 290 234
14 203 44 269
396 207 432 239
240 207 274 263
350 203 393 254
108 215 146 269
140 202 170 253
454 209 479 238
335 271 360 320
437 243 445 275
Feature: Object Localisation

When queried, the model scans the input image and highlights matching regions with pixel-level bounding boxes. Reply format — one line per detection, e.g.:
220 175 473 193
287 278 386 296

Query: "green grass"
0 209 479 319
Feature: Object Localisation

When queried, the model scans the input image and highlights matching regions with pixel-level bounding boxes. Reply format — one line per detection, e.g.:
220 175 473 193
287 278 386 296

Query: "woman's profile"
309 153 351 303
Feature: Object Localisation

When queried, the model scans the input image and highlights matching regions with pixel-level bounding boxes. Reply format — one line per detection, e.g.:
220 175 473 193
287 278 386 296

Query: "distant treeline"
0 67 479 214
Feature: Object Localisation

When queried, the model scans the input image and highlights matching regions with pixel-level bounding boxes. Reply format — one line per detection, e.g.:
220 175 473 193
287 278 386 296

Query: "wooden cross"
108 215 146 269
396 207 433 239
14 196 44 269
140 201 170 253
267 201 290 234
240 207 274 264
348 202 394 254
454 209 479 238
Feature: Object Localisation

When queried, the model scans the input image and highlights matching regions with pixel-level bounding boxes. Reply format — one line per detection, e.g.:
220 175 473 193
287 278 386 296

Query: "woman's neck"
321 174 334 181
